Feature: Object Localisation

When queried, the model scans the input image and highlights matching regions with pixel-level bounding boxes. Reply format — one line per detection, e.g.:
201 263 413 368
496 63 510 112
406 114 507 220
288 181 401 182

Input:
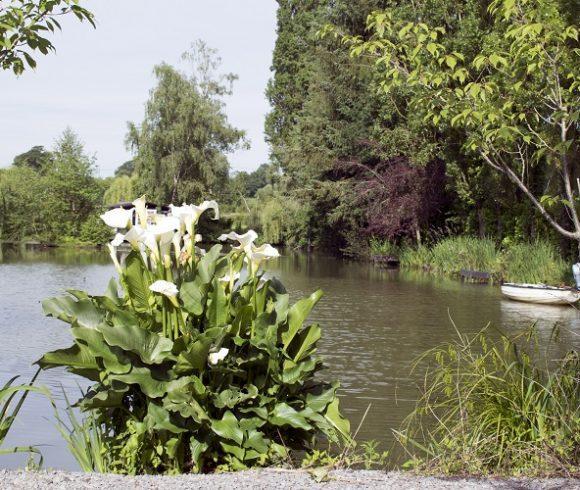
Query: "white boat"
501 283 580 305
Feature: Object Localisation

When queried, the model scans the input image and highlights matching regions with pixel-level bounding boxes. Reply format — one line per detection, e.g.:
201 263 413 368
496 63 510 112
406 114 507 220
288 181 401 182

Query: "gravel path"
1 469 579 489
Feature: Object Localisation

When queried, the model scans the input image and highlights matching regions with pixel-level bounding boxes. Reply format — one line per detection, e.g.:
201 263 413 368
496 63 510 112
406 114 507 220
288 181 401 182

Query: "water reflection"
1 245 579 469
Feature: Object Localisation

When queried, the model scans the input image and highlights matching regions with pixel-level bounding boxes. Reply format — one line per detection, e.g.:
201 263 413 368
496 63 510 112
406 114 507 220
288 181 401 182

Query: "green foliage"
397 326 580 476
0 369 48 466
12 145 52 172
0 0 94 74
55 390 111 473
400 237 569 284
38 202 349 474
114 160 135 178
128 42 246 205
103 175 136 206
0 131 106 244
429 237 500 277
78 214 112 245
502 241 568 284
339 0 580 246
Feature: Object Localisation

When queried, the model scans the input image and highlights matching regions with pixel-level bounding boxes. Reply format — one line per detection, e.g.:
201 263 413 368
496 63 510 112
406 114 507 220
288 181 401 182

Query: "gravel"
1 469 579 489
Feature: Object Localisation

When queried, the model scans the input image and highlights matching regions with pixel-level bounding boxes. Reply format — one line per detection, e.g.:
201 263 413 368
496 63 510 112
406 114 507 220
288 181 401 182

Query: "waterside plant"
376 237 569 285
396 325 580 476
37 196 350 474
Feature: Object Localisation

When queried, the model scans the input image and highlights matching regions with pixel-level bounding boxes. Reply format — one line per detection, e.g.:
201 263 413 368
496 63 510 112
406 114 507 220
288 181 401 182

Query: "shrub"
38 197 349 474
396 326 580 476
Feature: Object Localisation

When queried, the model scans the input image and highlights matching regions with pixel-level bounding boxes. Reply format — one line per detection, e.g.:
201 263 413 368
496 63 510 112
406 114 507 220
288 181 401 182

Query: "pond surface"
1 244 579 469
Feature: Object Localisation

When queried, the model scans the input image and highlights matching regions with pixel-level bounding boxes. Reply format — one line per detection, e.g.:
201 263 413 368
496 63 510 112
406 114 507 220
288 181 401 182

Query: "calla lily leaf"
269 403 313 431
211 411 244 446
281 290 323 350
97 323 174 365
42 296 104 329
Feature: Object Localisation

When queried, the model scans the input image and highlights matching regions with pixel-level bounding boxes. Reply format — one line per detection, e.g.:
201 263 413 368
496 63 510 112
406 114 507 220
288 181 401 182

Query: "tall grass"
429 237 500 277
396 326 580 476
502 241 568 284
398 237 570 285
55 390 111 473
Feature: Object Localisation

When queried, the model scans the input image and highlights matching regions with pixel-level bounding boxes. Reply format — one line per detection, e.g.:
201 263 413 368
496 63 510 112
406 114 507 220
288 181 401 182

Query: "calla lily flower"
246 243 280 272
110 233 125 247
100 207 133 229
218 230 258 252
107 243 122 273
208 347 229 365
132 195 148 228
149 280 179 297
219 272 241 283
170 200 219 235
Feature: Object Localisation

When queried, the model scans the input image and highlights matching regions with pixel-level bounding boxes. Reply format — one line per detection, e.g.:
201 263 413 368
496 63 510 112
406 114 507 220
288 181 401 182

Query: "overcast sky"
0 0 277 176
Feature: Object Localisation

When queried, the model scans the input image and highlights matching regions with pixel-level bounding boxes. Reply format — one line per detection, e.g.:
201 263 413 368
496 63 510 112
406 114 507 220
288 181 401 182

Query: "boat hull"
501 283 580 305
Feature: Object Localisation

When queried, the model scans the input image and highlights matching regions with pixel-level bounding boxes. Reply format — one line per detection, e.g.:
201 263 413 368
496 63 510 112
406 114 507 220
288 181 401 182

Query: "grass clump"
502 241 568 284
398 237 570 285
396 326 580 476
428 237 500 277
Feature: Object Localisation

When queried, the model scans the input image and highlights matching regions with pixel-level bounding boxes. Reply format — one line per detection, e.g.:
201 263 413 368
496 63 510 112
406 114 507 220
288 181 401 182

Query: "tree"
12 145 52 171
127 42 246 205
114 159 134 177
338 0 580 252
42 128 103 239
0 0 94 74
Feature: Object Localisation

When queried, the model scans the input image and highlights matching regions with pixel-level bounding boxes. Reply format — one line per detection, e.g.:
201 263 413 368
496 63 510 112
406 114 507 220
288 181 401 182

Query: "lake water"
1 244 579 470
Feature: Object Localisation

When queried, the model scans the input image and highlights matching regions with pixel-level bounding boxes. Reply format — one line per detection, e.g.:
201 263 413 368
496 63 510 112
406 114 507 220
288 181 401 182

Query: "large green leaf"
71 324 131 374
174 338 212 374
282 290 323 350
123 251 151 312
190 436 208 471
78 384 128 409
42 296 103 329
109 366 171 398
291 324 321 362
98 323 174 365
324 398 351 441
305 382 339 413
180 279 206 315
207 278 227 327
211 410 244 445
197 245 223 284
37 344 98 374
269 403 312 431
144 402 186 434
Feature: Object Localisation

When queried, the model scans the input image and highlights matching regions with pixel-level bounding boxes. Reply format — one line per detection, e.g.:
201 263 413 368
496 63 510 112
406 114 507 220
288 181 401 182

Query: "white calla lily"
218 230 258 252
219 272 241 283
170 200 219 235
132 195 148 228
107 243 122 273
208 347 229 365
100 207 133 229
149 280 179 297
246 243 280 272
110 233 125 247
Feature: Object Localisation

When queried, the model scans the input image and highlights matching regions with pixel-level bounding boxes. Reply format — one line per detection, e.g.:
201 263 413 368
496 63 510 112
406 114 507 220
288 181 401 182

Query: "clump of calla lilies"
38 196 349 474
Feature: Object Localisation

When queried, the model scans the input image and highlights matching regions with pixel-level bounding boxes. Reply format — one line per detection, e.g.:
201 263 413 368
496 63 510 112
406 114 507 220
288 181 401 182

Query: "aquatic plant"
501 241 568 285
399 237 570 285
396 325 580 476
38 196 350 474
0 369 47 466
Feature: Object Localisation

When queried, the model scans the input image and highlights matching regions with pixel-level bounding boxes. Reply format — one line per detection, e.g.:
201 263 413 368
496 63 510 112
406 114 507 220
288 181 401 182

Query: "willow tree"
127 42 246 205
332 0 579 253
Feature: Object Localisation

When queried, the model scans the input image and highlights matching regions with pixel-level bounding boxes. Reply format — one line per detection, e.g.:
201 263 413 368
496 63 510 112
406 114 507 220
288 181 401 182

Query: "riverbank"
370 237 571 285
1 469 579 489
